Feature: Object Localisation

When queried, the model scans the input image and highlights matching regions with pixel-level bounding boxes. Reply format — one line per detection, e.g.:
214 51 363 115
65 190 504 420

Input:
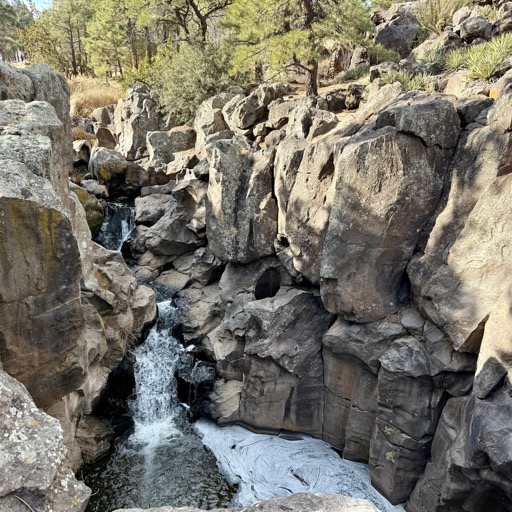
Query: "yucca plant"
445 47 468 72
415 0 472 35
342 63 370 81
382 69 433 91
465 33 512 80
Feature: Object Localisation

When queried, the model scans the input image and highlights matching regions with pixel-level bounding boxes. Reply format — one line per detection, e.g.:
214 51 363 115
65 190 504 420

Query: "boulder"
0 369 90 512
114 89 161 160
408 122 512 351
277 131 339 284
460 16 492 42
113 493 380 512
321 127 450 323
88 146 149 197
146 126 196 172
374 9 421 58
0 99 71 209
135 193 174 226
210 288 334 437
175 283 224 344
70 183 104 236
0 160 84 408
408 390 512 512
206 138 277 263
193 93 235 158
0 60 34 101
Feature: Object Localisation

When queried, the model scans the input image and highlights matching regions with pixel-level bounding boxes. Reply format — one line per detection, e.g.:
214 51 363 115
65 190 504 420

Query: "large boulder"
114 88 161 160
408 389 512 512
0 160 84 408
0 369 90 512
113 493 380 512
209 288 334 437
321 127 451 323
88 146 149 197
206 137 277 263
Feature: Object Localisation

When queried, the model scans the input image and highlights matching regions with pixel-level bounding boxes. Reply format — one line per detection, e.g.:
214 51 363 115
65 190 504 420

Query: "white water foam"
195 419 405 512
131 301 183 449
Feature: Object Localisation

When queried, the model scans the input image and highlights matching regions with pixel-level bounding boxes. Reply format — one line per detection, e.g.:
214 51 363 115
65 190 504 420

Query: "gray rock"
321 128 449 323
0 60 34 101
460 16 492 42
135 193 174 226
114 90 161 160
374 9 421 58
89 146 149 197
0 369 90 512
206 138 277 263
113 493 379 512
0 160 85 408
408 389 512 512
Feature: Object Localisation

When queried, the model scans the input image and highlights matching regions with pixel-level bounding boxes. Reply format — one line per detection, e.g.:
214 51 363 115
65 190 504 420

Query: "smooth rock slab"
321 128 449 323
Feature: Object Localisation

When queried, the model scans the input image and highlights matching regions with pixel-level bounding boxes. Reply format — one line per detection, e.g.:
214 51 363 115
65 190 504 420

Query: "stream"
84 205 404 512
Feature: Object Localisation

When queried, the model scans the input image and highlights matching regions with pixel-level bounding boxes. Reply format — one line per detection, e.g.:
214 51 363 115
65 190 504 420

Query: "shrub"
479 5 500 22
445 47 467 72
153 42 249 125
69 77 122 117
342 64 370 81
382 69 433 91
418 46 445 67
415 0 472 35
444 34 512 80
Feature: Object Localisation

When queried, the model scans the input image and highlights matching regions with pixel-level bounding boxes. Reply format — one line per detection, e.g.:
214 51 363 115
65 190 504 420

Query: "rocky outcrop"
0 368 90 512
0 61 157 510
113 493 380 512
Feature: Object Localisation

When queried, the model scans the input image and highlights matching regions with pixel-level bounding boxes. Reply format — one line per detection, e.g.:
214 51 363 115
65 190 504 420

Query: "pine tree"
224 0 373 95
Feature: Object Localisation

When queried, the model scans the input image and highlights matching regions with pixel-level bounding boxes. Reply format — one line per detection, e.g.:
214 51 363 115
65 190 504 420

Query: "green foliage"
342 63 370 81
445 47 467 71
479 5 500 22
444 34 512 80
418 47 445 67
385 451 396 463
415 0 472 35
371 0 400 9
0 0 33 61
366 42 400 65
382 69 433 92
224 0 374 94
152 42 249 124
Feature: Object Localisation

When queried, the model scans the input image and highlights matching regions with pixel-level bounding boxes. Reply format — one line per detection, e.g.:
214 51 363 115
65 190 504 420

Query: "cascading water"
94 202 135 251
83 302 236 511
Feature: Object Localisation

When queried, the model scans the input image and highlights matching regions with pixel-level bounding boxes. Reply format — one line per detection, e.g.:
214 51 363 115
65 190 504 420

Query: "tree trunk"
306 60 318 96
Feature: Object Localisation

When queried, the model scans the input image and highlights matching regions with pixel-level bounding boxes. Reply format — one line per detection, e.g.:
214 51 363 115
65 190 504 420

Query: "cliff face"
2 18 512 512
0 62 157 511
111 76 512 509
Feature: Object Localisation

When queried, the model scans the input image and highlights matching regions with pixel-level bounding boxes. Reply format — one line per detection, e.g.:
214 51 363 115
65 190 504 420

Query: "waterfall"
94 202 135 251
131 301 183 448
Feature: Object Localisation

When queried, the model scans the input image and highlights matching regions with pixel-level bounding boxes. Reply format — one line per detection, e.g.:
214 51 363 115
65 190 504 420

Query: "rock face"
0 61 157 510
0 369 90 512
206 137 277 263
113 493 380 512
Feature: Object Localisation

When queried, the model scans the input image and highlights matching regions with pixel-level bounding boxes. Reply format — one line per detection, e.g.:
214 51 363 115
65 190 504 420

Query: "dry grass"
69 77 123 118
72 126 96 142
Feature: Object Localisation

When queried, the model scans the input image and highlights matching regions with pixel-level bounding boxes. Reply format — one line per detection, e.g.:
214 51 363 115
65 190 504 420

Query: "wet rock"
75 415 115 463
206 137 277 263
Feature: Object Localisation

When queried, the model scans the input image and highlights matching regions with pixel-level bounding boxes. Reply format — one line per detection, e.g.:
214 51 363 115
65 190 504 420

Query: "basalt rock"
206 137 277 263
